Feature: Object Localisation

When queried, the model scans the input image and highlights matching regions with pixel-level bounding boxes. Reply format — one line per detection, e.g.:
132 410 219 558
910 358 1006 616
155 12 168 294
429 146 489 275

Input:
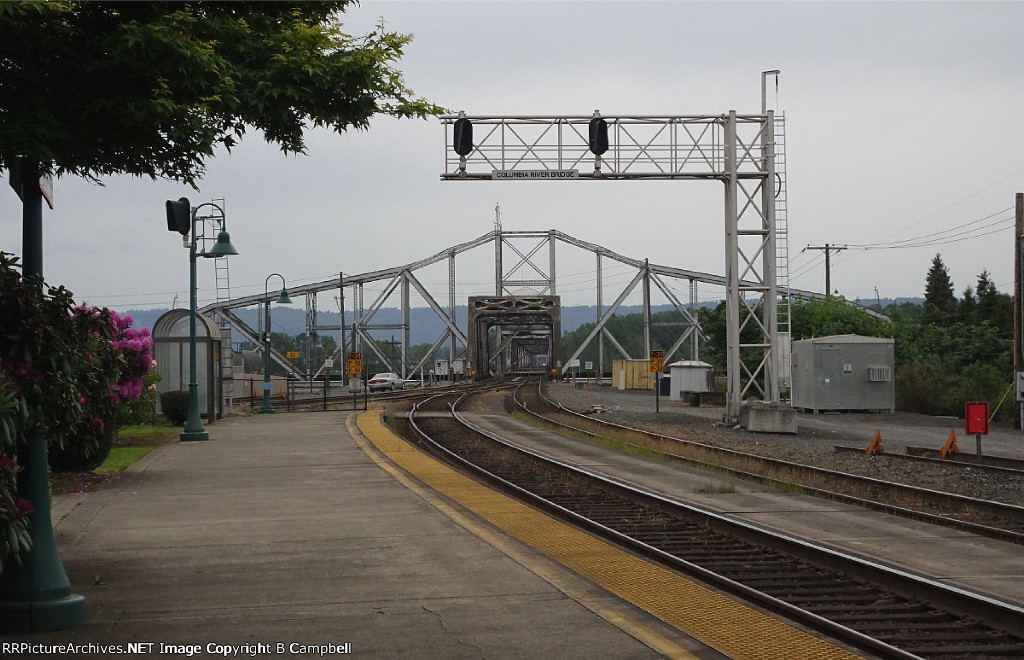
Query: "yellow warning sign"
347 351 363 376
649 350 665 373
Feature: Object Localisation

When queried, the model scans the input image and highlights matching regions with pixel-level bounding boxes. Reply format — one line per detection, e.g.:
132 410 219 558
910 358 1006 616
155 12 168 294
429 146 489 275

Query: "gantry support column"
724 111 742 421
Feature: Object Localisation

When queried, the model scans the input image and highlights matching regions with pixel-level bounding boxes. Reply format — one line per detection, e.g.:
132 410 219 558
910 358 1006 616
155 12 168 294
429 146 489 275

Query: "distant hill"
853 297 923 310
126 297 915 345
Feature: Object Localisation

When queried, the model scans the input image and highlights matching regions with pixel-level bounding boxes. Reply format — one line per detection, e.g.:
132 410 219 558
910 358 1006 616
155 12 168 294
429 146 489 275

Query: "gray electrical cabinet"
791 335 894 414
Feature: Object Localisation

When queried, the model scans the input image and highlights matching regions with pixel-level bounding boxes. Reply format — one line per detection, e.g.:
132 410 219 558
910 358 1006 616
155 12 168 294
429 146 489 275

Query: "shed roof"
793 334 892 345
667 360 713 368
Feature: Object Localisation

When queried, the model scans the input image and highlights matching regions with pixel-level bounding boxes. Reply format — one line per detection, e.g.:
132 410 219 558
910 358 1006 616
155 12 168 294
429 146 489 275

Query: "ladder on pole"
212 200 235 412
773 114 793 396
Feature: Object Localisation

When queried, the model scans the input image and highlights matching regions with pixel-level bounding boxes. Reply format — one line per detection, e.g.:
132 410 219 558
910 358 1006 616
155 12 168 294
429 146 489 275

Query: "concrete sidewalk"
1 412 688 658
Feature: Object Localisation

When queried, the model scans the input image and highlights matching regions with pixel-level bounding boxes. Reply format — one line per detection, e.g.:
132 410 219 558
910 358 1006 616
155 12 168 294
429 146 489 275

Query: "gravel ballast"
542 382 1024 507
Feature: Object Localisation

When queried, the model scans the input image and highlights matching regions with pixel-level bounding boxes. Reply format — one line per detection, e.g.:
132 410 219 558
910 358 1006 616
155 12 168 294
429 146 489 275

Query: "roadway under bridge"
200 228 865 401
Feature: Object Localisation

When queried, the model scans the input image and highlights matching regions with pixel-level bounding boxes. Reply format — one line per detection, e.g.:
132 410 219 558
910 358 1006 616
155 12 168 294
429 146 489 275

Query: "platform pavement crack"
421 605 484 654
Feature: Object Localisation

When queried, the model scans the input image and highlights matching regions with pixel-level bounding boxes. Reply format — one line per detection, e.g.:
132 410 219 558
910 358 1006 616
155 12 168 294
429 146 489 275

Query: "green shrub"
50 423 117 472
896 360 1011 420
956 363 1013 422
160 390 190 426
895 361 960 416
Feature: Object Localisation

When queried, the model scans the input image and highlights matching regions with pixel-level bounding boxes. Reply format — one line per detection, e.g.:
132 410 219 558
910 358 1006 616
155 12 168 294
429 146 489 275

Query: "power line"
848 209 1013 250
852 221 1012 251
873 167 1024 244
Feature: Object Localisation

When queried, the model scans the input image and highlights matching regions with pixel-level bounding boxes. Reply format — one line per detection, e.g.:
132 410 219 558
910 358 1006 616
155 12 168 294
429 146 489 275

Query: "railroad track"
401 381 1024 659
238 381 479 412
513 381 1024 544
834 444 1024 477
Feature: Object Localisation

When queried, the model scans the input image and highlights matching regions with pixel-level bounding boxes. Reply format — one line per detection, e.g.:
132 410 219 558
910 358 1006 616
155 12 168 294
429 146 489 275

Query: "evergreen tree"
959 285 976 323
923 254 957 326
975 270 1013 334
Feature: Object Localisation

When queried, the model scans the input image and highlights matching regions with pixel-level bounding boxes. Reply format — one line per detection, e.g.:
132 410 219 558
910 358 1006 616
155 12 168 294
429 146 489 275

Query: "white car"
368 372 405 392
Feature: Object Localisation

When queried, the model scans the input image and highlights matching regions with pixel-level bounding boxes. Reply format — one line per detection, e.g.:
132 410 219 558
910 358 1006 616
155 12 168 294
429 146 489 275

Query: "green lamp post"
166 199 238 441
259 273 293 414
0 158 85 632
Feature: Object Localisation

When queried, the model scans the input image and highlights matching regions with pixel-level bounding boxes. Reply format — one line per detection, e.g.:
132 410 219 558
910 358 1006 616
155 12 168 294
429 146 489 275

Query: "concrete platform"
1 412 701 658
463 412 1024 607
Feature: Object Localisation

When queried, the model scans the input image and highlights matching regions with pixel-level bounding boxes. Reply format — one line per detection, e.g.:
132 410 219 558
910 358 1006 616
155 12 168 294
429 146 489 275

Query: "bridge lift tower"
440 74 787 422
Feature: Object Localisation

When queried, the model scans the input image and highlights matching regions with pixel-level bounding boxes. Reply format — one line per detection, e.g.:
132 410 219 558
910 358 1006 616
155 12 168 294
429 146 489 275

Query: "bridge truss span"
202 228 833 409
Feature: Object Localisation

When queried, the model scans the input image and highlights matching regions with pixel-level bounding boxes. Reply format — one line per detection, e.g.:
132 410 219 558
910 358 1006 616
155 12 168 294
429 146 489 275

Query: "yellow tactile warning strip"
354 411 862 660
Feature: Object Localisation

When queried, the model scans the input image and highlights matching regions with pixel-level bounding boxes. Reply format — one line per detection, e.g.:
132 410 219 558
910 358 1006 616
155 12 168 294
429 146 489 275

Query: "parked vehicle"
368 372 405 392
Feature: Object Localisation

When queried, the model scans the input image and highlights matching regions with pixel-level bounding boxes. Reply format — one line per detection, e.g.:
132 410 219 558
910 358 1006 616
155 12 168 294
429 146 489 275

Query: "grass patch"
119 424 180 438
113 424 181 450
95 446 152 474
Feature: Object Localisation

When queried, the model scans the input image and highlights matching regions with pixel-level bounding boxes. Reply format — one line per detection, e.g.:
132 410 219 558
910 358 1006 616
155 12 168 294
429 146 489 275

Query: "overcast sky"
3 0 1023 318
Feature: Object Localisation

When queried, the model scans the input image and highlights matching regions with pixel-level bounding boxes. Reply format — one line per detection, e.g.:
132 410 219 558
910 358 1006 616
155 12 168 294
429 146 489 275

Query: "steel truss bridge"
200 227 835 410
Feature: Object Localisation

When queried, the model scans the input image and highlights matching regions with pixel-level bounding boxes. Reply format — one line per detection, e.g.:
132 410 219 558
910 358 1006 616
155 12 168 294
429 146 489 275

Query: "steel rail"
524 382 1024 543
408 384 1024 658
834 444 1024 477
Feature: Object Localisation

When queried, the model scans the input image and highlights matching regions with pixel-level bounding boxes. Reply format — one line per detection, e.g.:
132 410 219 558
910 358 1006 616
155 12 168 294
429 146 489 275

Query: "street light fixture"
259 273 292 414
166 199 238 441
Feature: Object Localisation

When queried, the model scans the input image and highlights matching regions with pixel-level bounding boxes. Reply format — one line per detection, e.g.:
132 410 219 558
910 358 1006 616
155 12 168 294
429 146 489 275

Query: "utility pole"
805 243 846 297
1014 193 1023 430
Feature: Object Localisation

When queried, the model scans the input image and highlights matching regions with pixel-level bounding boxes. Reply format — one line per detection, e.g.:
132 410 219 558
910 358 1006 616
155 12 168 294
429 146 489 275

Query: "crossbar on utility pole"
805 243 846 297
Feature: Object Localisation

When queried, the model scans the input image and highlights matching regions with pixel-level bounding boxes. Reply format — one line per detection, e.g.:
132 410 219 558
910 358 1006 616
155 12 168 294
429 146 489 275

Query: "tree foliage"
0 1 444 184
790 297 890 340
922 254 957 326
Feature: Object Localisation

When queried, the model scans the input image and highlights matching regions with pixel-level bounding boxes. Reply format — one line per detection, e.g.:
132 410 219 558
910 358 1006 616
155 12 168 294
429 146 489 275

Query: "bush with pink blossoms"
0 252 154 562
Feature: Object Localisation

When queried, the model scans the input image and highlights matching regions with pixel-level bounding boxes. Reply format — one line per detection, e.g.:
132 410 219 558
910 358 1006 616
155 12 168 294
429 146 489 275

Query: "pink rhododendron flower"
15 497 34 519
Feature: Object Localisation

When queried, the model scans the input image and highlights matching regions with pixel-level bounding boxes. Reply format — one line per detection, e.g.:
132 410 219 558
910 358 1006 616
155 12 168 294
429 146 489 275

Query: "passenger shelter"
152 309 223 420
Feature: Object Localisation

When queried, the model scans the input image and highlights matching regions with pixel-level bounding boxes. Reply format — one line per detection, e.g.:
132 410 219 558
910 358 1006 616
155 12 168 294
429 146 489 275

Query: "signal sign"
649 350 665 373
347 351 363 376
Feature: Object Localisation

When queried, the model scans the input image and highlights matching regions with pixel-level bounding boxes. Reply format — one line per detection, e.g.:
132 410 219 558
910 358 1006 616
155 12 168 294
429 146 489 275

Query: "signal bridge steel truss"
441 111 780 420
202 228 833 418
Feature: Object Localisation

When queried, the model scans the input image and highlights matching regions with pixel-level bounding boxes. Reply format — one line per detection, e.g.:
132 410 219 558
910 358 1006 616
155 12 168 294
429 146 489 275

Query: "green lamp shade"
207 230 239 257
277 287 293 305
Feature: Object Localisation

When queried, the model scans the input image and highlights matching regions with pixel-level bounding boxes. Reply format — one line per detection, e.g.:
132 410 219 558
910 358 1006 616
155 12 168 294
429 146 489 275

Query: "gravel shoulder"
542 381 1024 506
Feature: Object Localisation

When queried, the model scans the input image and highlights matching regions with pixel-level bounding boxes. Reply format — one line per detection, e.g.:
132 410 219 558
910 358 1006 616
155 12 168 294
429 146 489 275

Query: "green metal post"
181 210 210 441
0 158 86 632
259 274 290 415
260 299 275 414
